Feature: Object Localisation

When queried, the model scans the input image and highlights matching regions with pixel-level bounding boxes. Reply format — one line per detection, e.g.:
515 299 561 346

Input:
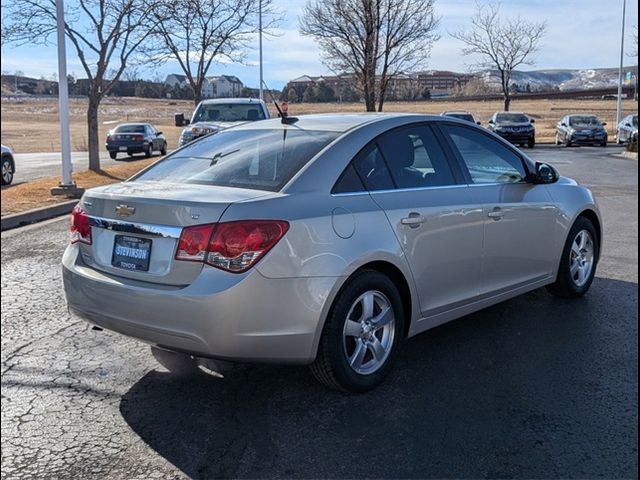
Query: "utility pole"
51 0 82 197
615 0 626 127
258 0 264 101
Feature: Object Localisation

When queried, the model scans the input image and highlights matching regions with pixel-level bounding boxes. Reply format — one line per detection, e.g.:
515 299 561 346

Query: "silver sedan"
63 114 602 392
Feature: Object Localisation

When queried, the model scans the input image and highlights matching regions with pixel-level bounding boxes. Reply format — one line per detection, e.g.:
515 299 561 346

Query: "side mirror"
174 113 189 127
476 121 482 125
156 131 163 136
530 118 536 124
532 162 559 184
560 122 567 127
601 122 607 126
488 119 494 124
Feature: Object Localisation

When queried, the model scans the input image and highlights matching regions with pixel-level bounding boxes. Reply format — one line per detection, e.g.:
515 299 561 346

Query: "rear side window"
441 125 527 184
133 129 339 191
352 143 395 191
332 164 365 194
377 125 456 189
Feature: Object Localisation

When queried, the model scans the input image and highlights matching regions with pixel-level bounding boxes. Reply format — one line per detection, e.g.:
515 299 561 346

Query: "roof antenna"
262 80 298 124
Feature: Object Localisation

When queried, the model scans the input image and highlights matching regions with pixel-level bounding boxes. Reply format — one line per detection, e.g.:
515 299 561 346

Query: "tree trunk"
503 94 511 111
87 95 101 172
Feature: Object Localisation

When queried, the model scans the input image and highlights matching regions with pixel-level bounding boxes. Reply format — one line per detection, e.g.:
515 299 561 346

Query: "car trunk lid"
78 181 271 286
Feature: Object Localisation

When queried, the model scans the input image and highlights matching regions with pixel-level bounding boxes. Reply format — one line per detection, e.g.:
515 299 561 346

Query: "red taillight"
106 134 112 142
175 224 215 262
134 134 144 142
70 206 92 244
175 220 289 273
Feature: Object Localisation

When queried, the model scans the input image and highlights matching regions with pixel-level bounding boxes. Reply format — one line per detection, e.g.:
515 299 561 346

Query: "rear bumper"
62 245 338 364
106 142 148 153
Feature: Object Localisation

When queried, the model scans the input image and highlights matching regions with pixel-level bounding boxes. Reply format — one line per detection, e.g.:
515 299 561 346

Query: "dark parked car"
1 144 15 186
556 115 608 147
106 123 167 160
440 111 481 125
616 114 638 144
487 112 536 148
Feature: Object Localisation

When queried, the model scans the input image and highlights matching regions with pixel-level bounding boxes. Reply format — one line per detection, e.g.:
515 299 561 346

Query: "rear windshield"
115 125 146 133
132 129 340 191
192 104 266 123
570 116 599 126
446 113 475 123
496 113 529 123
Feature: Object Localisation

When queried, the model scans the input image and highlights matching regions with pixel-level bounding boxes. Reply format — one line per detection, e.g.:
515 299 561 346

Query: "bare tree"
2 0 154 171
147 0 278 106
451 1 546 111
299 0 439 112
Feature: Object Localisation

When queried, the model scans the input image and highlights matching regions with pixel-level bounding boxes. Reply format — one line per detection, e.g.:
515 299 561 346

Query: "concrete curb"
1 200 78 231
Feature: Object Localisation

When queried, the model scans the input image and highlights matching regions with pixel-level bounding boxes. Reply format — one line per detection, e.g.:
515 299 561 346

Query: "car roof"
568 114 597 118
115 123 152 127
230 113 443 133
441 111 473 115
199 97 265 105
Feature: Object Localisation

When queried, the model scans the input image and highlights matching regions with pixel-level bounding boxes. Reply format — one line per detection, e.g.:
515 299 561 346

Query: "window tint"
377 125 456 189
115 124 146 133
133 129 339 192
442 125 527 184
352 143 394 191
192 103 267 123
332 164 365 194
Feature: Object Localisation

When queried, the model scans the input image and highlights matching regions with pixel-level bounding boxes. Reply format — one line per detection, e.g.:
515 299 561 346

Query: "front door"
439 124 558 295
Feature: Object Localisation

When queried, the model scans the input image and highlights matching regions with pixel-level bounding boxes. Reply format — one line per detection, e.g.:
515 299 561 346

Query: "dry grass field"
1 95 637 153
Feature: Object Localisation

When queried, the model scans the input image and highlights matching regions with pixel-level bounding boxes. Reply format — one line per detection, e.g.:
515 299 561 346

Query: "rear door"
354 124 485 316
439 124 558 295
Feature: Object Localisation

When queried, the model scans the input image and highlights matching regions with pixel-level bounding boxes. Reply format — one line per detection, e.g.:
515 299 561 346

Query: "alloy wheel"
2 160 13 184
342 290 396 375
570 229 595 287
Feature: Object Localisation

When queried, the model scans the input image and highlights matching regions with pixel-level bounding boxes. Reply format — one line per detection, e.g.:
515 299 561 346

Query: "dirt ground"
1 95 636 153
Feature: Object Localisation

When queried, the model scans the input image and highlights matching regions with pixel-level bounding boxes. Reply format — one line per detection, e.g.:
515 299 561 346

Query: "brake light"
70 206 92 244
175 220 289 273
134 134 143 142
175 224 215 262
106 134 112 142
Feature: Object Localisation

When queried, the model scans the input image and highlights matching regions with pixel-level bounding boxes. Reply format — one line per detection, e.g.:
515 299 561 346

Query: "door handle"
401 213 425 227
487 208 503 219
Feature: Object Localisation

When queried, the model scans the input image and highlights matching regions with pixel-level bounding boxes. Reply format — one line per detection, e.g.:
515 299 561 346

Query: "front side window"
377 125 456 189
133 129 339 192
442 125 527 184
192 104 266 123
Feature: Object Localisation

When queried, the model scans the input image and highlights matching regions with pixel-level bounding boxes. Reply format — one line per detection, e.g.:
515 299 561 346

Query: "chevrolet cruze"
63 114 602 392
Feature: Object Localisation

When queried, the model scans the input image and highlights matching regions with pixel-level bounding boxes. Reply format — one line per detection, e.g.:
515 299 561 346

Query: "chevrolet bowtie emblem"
115 204 136 217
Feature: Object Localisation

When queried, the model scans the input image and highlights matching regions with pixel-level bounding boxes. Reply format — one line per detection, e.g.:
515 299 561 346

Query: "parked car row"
441 111 638 148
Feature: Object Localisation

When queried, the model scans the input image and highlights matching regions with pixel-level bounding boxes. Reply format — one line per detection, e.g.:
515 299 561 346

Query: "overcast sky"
1 0 637 89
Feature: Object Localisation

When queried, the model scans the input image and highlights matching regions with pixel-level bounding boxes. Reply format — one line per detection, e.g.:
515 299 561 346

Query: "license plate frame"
118 146 127 151
111 235 152 272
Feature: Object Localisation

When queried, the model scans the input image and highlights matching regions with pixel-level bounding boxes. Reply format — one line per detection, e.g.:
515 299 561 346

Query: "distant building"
164 74 244 99
209 75 244 97
286 70 474 100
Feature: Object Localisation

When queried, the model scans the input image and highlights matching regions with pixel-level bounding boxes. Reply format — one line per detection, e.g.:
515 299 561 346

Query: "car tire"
555 133 561 145
547 216 599 298
527 137 535 149
600 139 607 147
310 270 405 393
144 144 152 158
161 142 167 155
109 151 117 160
1 156 14 186
616 132 623 144
151 346 199 376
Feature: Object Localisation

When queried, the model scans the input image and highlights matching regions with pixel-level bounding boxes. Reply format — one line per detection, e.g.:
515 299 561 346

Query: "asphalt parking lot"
1 145 637 479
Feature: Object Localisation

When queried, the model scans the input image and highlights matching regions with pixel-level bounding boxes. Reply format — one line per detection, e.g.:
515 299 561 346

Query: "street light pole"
52 0 81 196
615 0 626 127
258 0 264 101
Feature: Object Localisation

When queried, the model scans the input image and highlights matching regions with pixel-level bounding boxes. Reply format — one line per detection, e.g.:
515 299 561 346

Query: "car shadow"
119 277 637 479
